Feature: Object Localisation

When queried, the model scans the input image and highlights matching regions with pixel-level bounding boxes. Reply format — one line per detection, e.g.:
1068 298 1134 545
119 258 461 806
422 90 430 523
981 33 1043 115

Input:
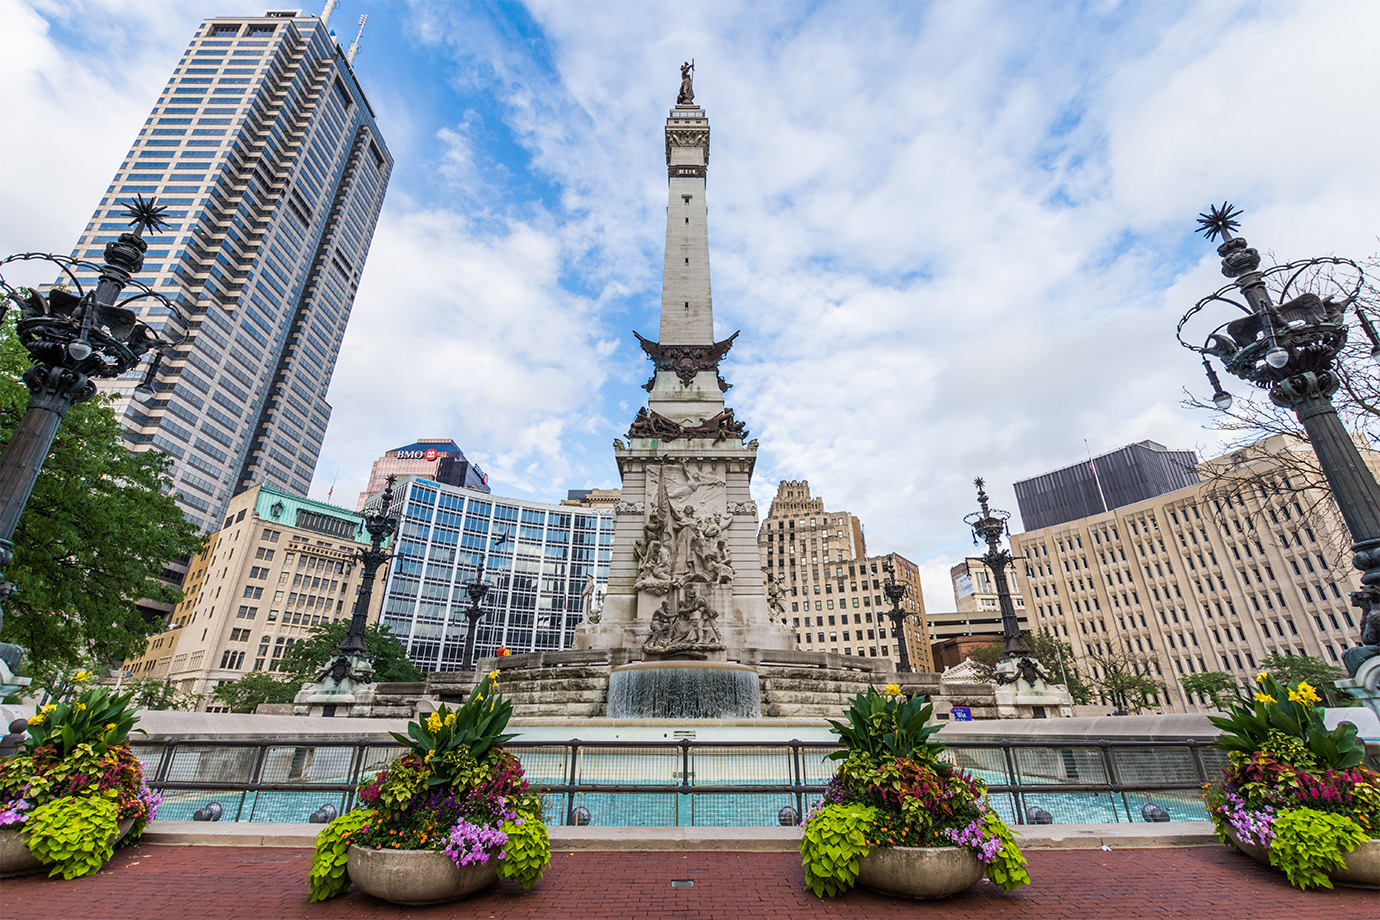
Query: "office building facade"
357 439 489 510
377 478 614 671
1012 435 1375 712
757 480 932 670
65 9 390 532
123 484 383 709
1014 441 1200 531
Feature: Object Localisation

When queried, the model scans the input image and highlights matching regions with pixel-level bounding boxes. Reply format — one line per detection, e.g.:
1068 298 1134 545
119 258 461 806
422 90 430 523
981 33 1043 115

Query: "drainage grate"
670 880 695 888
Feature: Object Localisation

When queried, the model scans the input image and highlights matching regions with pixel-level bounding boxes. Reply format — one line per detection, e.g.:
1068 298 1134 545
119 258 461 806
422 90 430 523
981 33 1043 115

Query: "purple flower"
0 797 31 827
443 818 510 868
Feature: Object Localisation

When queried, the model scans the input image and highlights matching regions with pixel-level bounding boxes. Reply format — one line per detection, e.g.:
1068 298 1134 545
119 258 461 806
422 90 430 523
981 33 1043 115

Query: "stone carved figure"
580 575 597 614
678 61 694 105
767 574 786 617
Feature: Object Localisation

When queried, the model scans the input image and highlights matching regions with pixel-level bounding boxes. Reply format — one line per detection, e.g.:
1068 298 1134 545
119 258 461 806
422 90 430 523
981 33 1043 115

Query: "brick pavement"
4 844 1376 920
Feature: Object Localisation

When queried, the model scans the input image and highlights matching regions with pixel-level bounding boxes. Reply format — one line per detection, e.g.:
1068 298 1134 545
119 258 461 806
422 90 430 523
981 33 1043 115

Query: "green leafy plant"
24 794 120 879
1208 674 1363 771
799 803 876 897
825 685 943 765
390 671 516 786
1268 808 1368 890
309 808 377 901
979 810 1030 893
496 814 551 888
23 684 142 758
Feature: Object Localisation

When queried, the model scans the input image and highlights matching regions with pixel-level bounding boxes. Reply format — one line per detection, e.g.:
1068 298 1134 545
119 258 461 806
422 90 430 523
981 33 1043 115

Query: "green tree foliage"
1084 650 1162 714
1181 671 1240 710
210 671 299 713
211 621 422 712
277 621 423 685
0 312 204 671
1259 653 1353 707
965 631 1093 704
125 676 198 711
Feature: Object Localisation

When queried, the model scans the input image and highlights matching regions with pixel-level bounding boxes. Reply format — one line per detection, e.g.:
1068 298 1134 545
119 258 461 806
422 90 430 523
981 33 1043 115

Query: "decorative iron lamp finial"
122 194 170 237
1195 201 1243 242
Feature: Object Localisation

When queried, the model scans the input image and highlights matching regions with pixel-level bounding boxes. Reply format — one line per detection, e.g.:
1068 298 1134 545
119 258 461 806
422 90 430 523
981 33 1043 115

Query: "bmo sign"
395 448 441 461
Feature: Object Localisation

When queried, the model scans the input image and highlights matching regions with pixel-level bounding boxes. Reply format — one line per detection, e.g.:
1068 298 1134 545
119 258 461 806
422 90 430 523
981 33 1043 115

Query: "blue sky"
2 0 1377 608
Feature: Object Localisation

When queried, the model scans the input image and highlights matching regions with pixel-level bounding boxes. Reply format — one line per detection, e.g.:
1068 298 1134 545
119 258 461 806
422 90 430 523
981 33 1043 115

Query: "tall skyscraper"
63 8 390 533
356 439 489 510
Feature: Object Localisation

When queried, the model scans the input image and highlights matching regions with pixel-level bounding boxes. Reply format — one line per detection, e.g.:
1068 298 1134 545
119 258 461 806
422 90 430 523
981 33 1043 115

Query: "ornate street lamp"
964 478 1031 662
319 475 398 687
460 531 508 671
0 196 175 680
880 557 916 673
1179 204 1380 677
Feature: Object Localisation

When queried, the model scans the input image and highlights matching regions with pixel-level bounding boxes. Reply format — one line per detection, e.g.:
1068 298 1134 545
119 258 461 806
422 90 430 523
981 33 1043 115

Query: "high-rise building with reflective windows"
377 478 614 671
63 9 390 532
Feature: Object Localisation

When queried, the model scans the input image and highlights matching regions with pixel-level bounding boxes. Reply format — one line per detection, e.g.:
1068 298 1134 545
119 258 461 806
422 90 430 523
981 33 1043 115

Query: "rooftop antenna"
346 14 367 64
320 0 338 27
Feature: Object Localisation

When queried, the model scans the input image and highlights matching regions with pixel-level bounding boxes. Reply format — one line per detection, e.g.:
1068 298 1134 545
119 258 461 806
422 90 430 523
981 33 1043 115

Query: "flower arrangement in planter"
1204 673 1379 890
799 684 1030 899
309 671 550 905
0 680 160 879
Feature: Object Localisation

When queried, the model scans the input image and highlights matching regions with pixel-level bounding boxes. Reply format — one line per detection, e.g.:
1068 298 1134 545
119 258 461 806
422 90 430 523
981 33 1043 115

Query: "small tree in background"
1181 671 1239 711
965 632 1093 704
125 677 198 711
212 672 299 713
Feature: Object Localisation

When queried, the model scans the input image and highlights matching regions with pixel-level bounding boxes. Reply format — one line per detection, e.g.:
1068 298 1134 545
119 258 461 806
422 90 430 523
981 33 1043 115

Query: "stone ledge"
137 820 1219 852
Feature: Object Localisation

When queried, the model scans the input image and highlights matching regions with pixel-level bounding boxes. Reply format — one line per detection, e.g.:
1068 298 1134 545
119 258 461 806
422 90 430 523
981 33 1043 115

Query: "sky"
1 0 1377 612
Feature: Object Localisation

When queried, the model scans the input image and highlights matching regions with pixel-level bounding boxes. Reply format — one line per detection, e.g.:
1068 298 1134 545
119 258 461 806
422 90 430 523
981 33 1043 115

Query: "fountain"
607 661 761 719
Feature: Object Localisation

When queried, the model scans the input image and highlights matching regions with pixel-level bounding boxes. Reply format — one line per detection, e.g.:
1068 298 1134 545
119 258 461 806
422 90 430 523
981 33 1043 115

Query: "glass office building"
378 478 613 671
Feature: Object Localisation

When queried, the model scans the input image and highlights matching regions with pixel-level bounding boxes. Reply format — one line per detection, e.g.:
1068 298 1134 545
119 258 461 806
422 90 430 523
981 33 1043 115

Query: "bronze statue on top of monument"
677 60 695 105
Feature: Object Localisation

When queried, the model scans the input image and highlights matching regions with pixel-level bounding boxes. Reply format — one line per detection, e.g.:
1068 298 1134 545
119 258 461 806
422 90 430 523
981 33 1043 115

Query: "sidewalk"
5 841 1375 920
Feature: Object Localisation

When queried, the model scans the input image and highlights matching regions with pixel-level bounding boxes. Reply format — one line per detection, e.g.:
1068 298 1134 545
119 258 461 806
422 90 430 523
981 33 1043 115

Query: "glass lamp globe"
1265 346 1289 368
1213 391 1233 410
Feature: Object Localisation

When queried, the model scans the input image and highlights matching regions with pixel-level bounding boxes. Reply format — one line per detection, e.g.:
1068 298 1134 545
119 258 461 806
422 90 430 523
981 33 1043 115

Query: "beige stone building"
1011 434 1375 713
560 488 622 509
124 484 384 709
757 480 932 670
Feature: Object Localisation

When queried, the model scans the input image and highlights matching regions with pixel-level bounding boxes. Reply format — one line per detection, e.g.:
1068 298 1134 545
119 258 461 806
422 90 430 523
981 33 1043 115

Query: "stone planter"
855 845 985 899
1226 828 1380 890
347 844 499 905
0 818 135 879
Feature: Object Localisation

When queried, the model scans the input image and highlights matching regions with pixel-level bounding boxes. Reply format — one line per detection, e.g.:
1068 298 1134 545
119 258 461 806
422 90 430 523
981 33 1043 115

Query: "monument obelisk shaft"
575 68 793 657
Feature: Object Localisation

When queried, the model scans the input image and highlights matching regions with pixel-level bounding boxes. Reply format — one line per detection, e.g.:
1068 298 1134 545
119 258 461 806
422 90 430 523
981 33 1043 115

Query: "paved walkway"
6 844 1376 920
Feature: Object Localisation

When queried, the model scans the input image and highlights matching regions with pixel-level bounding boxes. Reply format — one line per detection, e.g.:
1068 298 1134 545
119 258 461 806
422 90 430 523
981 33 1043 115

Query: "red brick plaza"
5 844 1375 920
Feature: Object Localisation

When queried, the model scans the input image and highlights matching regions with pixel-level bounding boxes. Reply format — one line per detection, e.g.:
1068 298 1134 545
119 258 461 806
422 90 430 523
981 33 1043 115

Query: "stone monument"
574 72 793 664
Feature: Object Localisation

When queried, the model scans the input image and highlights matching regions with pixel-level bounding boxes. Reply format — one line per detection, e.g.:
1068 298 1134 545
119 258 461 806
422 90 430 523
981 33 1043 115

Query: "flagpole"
1085 439 1109 513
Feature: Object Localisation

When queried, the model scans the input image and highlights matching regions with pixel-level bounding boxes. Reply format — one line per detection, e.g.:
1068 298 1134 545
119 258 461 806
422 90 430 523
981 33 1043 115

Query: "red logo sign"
423 449 439 461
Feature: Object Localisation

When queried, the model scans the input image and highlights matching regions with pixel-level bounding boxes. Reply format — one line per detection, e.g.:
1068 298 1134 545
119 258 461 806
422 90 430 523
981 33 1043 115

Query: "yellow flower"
426 712 442 733
73 670 90 681
105 723 117 731
76 703 86 710
884 683 902 698
27 714 45 726
1256 672 1268 683
41 704 55 713
488 669 500 682
1255 692 1276 704
1288 682 1321 706
444 712 456 727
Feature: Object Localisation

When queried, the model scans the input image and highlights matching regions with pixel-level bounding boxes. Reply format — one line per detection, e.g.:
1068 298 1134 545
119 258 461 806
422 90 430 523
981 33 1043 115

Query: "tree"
277 621 423 685
1181 671 1240 711
211 671 298 713
1084 650 1163 714
125 676 198 711
1258 652 1354 707
963 631 1093 704
0 311 205 672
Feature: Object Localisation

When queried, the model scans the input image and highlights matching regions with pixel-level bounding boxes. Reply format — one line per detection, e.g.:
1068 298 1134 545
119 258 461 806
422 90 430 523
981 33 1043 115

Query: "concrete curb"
138 820 1219 852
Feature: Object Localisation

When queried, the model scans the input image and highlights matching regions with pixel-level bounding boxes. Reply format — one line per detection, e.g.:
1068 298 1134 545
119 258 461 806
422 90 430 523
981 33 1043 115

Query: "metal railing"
129 736 1226 827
